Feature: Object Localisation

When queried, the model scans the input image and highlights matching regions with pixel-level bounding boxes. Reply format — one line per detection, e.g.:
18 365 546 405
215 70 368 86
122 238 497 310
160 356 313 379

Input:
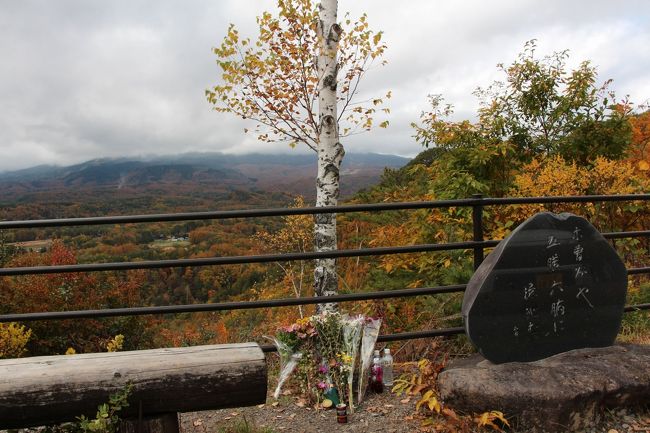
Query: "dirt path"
179 392 650 433
180 390 421 433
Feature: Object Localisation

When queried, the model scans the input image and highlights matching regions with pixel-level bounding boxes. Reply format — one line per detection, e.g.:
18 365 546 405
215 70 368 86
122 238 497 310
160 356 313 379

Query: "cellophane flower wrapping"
341 315 363 412
270 318 316 399
270 336 303 399
357 317 381 403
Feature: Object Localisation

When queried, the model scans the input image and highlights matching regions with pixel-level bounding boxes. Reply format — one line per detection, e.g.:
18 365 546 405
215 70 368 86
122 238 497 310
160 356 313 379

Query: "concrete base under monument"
438 344 650 432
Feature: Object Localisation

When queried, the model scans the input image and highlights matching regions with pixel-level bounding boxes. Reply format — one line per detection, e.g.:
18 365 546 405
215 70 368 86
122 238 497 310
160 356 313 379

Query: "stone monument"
462 212 627 364
439 212 648 431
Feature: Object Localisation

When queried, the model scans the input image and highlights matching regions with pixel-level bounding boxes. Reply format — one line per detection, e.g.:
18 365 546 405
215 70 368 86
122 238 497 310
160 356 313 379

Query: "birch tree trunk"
314 0 343 313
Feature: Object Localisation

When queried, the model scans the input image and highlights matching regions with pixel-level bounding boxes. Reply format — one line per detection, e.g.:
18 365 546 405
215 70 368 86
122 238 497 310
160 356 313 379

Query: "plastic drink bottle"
370 349 383 393
382 348 394 387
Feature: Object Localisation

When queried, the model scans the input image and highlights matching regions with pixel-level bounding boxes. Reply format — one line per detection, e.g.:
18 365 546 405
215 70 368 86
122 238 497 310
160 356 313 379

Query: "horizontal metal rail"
626 257 650 314
1 231 647 276
260 327 467 352
0 284 467 322
602 231 650 239
1 194 649 229
258 298 650 351
628 267 650 275
624 303 650 312
0 240 501 276
483 194 650 206
2 271 648 323
376 327 467 342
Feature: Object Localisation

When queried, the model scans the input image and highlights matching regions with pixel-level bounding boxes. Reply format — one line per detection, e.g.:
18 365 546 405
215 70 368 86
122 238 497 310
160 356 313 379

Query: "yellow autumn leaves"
207 0 389 150
0 323 31 359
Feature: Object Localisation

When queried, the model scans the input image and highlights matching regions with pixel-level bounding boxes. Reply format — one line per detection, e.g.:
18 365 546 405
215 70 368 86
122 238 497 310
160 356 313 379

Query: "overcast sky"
1 1 649 172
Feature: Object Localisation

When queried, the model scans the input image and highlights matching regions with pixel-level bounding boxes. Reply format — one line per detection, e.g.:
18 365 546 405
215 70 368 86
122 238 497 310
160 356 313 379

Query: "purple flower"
318 364 329 374
317 381 327 390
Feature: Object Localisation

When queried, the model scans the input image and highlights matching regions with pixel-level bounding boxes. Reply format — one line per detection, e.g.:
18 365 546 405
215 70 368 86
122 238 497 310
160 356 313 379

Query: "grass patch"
216 419 277 433
618 282 650 344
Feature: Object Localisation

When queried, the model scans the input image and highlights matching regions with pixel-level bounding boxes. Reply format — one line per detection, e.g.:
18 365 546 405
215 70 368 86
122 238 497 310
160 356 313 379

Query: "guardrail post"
471 194 484 270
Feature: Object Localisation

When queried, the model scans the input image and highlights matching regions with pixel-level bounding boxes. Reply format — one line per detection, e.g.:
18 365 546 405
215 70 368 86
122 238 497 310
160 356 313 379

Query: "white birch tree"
207 0 389 311
313 0 342 311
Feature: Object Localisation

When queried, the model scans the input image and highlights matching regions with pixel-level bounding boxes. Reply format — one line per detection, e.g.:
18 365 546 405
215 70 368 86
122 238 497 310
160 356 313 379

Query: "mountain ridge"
0 152 409 200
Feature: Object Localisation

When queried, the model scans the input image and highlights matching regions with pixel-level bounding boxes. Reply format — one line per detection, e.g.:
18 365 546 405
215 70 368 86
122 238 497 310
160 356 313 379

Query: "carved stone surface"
438 344 650 432
462 212 627 364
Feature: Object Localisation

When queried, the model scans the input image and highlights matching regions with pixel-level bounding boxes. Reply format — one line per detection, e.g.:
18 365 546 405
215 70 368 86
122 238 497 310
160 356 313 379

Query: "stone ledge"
438 344 650 432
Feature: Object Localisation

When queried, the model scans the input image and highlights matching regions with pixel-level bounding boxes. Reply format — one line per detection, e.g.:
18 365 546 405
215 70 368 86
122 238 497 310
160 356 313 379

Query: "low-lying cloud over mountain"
0 152 408 199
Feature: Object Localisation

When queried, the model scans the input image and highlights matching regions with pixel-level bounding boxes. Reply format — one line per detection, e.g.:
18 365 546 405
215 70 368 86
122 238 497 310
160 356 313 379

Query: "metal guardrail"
1 194 649 349
2 193 648 229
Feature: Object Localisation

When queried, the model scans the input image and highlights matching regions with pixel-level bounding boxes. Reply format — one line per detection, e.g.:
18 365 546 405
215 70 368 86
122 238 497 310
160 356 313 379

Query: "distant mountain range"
0 152 409 199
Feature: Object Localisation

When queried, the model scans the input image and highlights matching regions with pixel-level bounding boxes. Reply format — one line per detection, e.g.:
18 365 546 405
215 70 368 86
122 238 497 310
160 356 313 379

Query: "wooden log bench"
0 342 267 432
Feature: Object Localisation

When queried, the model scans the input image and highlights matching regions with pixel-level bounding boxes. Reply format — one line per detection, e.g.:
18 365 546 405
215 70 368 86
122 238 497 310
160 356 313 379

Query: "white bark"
314 0 343 313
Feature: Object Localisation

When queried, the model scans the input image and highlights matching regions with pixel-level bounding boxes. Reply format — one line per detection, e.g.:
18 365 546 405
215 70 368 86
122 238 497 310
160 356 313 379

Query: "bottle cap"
385 348 390 354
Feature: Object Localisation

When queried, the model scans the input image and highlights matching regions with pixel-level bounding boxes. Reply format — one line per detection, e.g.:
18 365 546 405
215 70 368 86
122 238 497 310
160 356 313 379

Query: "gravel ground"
575 409 650 433
179 390 422 433
179 391 650 433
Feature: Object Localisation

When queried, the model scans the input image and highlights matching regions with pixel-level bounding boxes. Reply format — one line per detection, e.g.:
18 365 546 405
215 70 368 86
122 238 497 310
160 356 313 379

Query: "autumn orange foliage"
629 110 650 170
0 241 155 355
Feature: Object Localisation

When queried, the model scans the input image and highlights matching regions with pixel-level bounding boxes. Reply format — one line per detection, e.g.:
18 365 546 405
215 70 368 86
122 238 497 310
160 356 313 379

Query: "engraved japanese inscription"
462 212 627 364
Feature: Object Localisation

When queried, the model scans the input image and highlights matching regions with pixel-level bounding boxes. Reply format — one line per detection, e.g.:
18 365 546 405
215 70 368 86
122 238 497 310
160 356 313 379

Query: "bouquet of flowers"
271 312 380 409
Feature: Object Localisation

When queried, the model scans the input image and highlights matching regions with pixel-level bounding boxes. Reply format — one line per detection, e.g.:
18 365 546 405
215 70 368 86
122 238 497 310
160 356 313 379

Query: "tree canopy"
411 40 635 197
206 0 389 150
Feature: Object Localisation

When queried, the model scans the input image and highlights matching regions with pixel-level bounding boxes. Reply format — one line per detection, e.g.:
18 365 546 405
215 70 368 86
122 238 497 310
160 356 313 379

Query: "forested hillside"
0 152 409 355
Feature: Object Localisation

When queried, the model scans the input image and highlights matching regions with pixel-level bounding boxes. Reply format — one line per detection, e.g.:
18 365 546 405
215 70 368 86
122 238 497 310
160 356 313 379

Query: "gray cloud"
1 0 648 171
